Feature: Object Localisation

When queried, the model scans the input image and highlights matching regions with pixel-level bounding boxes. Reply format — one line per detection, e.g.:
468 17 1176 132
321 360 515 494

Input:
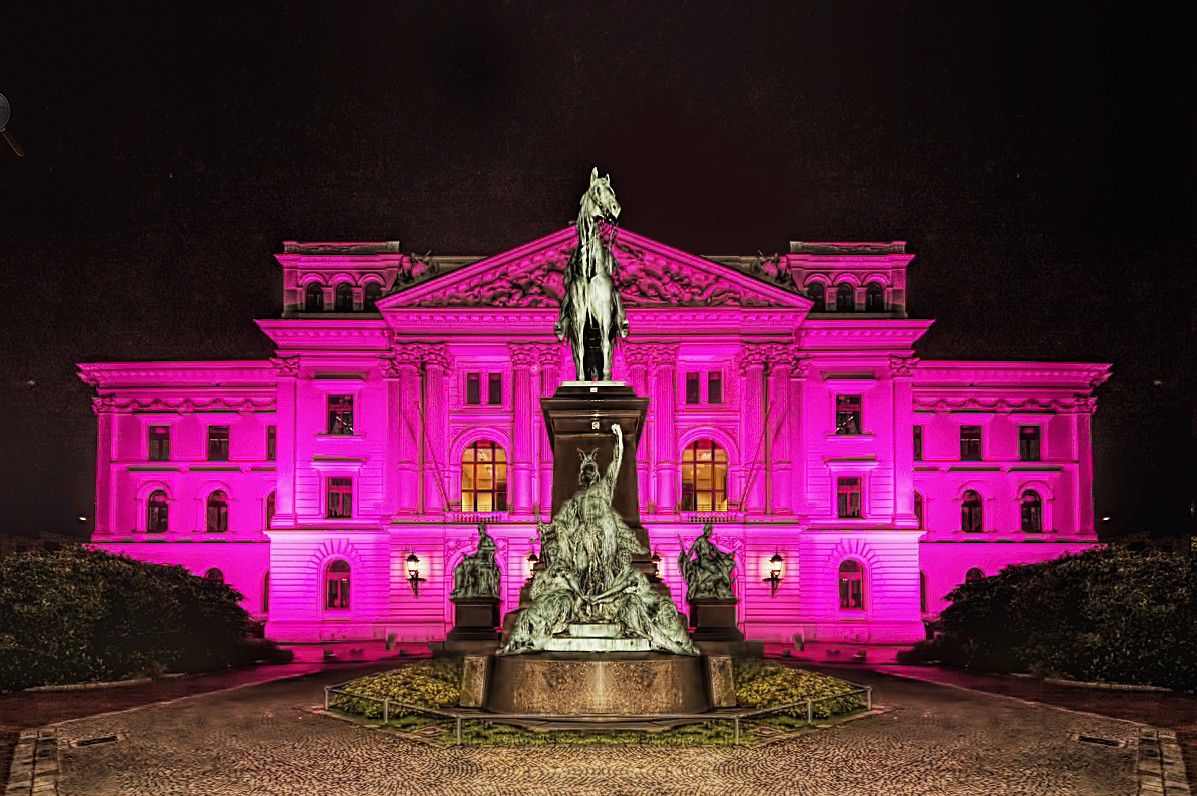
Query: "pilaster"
890 355 919 526
392 346 422 514
535 345 562 518
767 346 793 514
1074 396 1097 533
624 344 653 515
91 396 116 535
789 354 810 518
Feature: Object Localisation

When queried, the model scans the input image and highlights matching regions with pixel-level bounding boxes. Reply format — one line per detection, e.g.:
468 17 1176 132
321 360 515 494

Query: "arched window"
1020 490 1042 532
265 491 275 529
965 567 984 582
325 559 350 609
865 282 884 312
206 490 229 532
460 440 507 512
147 490 168 533
204 567 223 581
838 559 864 610
961 490 982 532
913 491 924 529
262 571 269 613
836 283 855 312
919 571 927 613
680 439 728 511
364 282 383 312
304 282 324 312
334 282 353 312
807 282 826 312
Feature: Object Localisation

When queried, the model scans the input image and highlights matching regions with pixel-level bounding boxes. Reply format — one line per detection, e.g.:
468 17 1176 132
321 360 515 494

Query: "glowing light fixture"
764 549 784 596
526 549 538 580
651 550 662 580
406 550 425 596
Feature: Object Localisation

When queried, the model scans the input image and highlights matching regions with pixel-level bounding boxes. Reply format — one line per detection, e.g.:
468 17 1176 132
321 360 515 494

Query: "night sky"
0 2 1190 538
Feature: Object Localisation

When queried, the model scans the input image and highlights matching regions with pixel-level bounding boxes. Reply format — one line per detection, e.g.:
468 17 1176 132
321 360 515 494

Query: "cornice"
912 395 1098 414
92 396 277 415
913 361 1112 389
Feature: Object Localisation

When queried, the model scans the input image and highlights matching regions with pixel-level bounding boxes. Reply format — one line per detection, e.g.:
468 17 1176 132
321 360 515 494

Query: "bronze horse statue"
555 168 629 381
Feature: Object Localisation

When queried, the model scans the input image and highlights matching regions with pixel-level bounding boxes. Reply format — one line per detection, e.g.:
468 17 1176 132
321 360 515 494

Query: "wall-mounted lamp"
764 549 784 596
406 550 425 596
526 550 539 580
651 550 662 581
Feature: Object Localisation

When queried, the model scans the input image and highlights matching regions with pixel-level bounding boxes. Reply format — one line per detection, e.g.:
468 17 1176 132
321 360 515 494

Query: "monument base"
436 597 501 656
484 652 713 715
688 597 745 641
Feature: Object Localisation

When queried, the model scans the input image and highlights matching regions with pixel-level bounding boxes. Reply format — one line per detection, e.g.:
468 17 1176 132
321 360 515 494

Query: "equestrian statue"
555 167 629 381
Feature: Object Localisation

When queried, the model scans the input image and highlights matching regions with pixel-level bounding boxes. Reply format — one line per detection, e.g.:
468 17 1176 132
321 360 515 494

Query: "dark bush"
923 546 1197 690
0 547 284 690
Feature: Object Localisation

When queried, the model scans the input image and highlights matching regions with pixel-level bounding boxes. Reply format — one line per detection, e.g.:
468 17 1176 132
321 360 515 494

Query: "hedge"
909 546 1197 690
0 546 285 690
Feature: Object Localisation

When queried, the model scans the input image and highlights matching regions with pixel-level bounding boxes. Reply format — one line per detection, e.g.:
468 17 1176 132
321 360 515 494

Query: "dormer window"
865 282 884 312
807 283 826 312
334 283 353 312
304 282 324 312
364 282 382 312
836 283 855 312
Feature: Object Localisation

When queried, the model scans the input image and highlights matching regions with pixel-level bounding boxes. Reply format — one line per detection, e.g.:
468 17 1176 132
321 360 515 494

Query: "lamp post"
526 549 538 581
764 549 784 596
651 549 662 581
406 550 425 596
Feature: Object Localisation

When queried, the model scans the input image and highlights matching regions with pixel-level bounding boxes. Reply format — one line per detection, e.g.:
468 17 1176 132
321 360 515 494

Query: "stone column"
624 344 652 515
421 345 451 514
651 344 679 514
393 346 422 514
268 356 299 528
738 345 770 514
536 345 562 518
767 346 792 514
507 343 538 516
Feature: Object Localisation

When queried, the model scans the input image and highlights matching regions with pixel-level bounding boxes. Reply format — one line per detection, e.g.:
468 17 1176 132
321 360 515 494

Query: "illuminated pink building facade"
79 229 1110 647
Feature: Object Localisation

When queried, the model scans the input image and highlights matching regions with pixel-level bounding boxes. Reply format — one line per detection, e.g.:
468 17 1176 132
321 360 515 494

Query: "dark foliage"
0 547 287 690
907 546 1197 690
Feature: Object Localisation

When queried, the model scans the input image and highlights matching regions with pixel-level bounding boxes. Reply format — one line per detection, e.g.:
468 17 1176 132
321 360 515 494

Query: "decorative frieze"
91 396 276 414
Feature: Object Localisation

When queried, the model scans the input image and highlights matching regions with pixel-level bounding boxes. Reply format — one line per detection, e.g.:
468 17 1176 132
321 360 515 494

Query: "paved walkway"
6 662 1181 795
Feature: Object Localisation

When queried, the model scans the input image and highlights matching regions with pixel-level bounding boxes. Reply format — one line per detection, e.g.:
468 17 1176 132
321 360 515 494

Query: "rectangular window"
835 394 862 435
148 426 170 461
327 477 352 519
836 476 862 518
685 372 700 404
207 426 229 461
1019 425 1041 461
465 372 481 405
266 425 276 461
487 373 502 405
912 425 923 461
328 395 354 434
959 425 982 460
707 372 722 404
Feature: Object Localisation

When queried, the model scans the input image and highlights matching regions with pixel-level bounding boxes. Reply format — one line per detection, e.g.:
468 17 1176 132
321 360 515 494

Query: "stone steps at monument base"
543 636 653 652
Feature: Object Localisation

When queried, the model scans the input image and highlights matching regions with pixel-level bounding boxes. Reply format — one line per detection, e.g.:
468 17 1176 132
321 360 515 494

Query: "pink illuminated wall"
80 230 1110 646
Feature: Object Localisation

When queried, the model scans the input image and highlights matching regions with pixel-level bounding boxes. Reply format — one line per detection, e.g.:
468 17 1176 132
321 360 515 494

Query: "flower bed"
329 657 864 745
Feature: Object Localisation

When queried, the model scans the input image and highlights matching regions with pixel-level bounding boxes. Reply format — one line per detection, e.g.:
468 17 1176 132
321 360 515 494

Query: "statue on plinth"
678 522 736 602
499 424 697 656
554 167 629 382
450 522 500 599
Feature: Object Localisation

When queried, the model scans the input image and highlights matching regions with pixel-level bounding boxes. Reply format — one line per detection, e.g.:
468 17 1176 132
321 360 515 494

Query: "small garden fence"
323 682 872 745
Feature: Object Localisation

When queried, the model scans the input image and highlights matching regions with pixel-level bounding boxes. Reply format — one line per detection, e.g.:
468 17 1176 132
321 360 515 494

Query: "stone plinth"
542 624 651 653
687 597 744 642
446 597 500 641
485 652 712 715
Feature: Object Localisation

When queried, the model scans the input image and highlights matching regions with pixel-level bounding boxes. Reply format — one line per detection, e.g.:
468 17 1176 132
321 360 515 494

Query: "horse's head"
582 167 621 227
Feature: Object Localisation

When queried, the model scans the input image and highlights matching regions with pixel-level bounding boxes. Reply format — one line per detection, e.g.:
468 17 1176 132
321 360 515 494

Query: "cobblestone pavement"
42 666 1150 795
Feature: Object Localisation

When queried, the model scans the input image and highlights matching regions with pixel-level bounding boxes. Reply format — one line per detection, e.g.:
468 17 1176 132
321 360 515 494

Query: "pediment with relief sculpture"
378 227 810 311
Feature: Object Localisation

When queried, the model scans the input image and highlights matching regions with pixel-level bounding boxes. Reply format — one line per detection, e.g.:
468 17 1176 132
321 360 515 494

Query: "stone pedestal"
485 652 712 715
446 597 500 641
541 384 650 553
688 597 745 641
